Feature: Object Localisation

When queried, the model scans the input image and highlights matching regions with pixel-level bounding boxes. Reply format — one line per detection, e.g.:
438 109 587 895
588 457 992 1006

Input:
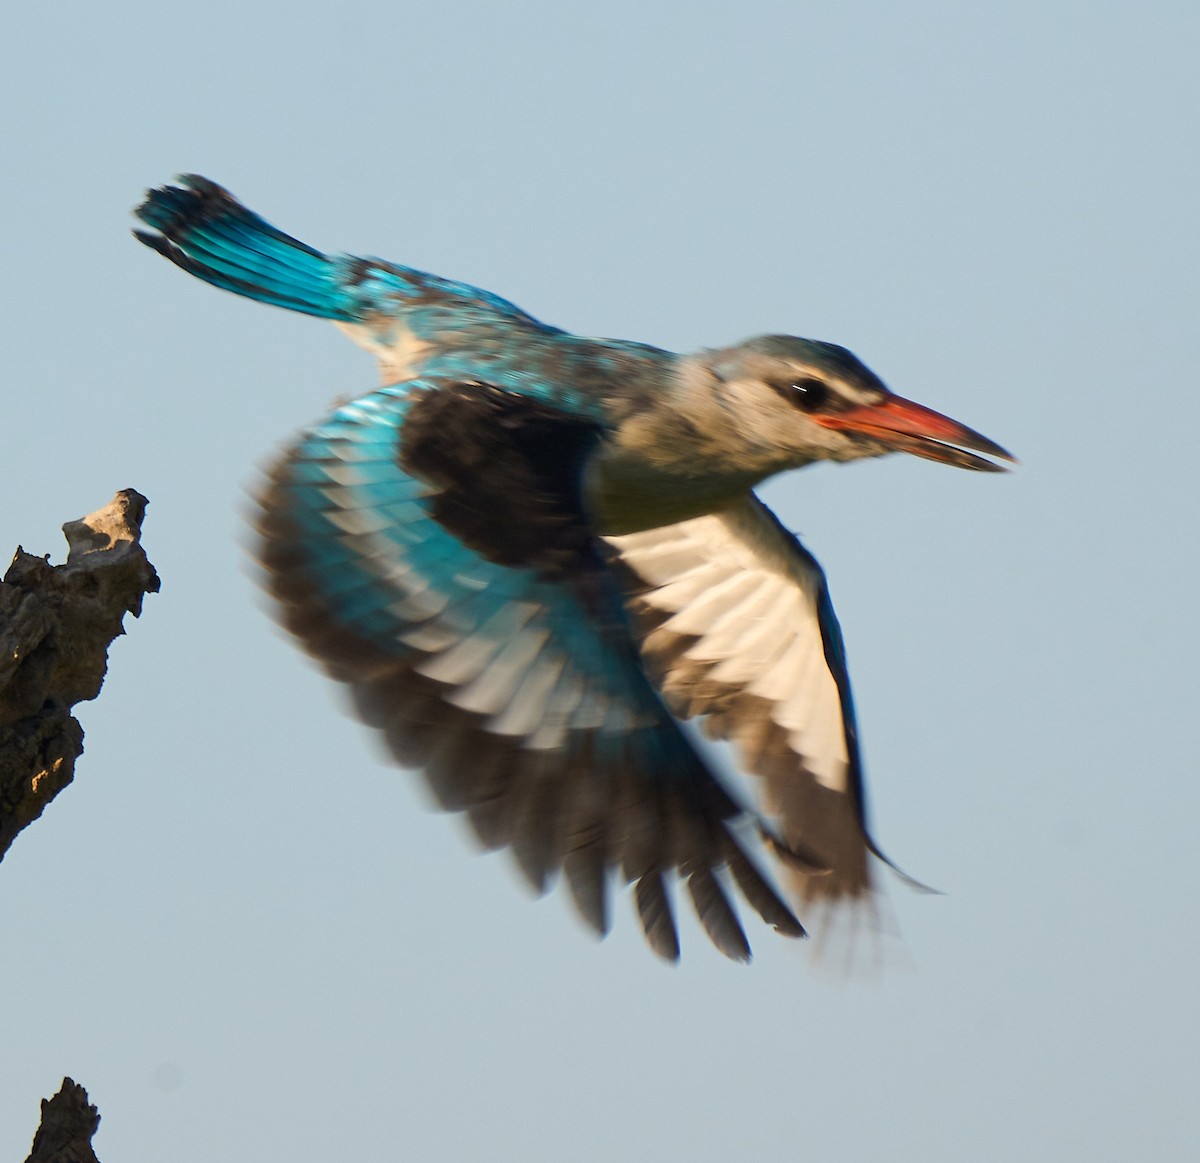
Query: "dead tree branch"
0 489 159 862
23 1078 102 1163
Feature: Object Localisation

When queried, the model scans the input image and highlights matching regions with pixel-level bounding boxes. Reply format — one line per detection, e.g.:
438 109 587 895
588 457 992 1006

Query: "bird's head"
701 335 1014 472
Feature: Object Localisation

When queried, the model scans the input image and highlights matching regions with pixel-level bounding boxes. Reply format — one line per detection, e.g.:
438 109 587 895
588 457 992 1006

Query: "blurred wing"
135 174 546 329
607 496 914 909
134 175 555 387
257 377 805 961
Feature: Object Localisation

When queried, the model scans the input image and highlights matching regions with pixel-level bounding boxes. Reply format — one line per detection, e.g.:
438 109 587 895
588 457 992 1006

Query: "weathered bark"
0 489 159 862
23 1078 102 1163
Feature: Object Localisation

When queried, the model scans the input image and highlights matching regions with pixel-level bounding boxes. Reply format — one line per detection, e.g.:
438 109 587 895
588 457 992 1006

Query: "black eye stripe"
775 376 832 413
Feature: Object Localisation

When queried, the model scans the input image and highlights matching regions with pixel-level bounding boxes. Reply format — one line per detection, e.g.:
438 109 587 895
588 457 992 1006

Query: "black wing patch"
399 381 602 576
257 376 807 960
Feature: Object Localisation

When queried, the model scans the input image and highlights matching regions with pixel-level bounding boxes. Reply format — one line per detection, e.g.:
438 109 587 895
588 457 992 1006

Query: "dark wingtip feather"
635 873 681 963
178 172 222 194
133 175 345 319
509 773 565 896
135 173 326 255
130 226 220 285
864 834 943 895
725 844 807 939
687 869 752 963
134 174 221 235
132 228 170 255
564 846 611 938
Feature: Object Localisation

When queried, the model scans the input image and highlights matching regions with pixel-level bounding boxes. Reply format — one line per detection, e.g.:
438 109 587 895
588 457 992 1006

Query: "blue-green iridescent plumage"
135 175 540 326
133 174 996 961
286 381 638 698
248 372 801 958
136 176 672 422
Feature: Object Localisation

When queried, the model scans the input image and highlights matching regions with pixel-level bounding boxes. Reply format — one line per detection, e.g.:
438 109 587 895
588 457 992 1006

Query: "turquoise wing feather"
256 377 805 961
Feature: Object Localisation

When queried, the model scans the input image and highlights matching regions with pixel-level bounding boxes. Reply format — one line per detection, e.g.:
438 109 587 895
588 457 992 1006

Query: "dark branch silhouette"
0 489 158 862
23 1078 102 1163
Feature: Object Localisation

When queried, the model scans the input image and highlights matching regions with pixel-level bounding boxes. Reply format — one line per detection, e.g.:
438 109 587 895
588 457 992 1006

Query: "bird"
134 174 1013 963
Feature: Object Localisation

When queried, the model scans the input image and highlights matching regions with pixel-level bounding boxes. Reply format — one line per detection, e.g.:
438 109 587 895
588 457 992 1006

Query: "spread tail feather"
134 174 355 320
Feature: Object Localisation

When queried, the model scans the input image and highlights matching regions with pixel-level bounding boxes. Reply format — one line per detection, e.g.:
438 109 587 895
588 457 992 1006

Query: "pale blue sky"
2 2 1197 1159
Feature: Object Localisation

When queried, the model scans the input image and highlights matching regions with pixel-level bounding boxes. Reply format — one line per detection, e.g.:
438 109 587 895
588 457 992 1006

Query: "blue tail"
134 175 355 321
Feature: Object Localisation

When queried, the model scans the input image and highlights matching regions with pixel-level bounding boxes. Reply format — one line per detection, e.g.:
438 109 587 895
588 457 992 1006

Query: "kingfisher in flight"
135 175 1012 962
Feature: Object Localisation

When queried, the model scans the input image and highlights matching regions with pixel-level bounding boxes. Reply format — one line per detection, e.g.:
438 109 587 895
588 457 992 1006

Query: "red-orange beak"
813 395 1016 472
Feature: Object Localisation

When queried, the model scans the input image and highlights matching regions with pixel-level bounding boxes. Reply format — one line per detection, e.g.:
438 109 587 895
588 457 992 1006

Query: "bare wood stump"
23 1078 102 1163
0 489 159 862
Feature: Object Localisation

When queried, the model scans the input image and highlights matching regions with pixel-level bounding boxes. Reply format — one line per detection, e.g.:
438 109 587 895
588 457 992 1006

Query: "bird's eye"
788 378 831 412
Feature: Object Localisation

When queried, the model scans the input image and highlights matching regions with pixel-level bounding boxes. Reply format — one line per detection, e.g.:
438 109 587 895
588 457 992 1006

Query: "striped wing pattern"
256 378 805 960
